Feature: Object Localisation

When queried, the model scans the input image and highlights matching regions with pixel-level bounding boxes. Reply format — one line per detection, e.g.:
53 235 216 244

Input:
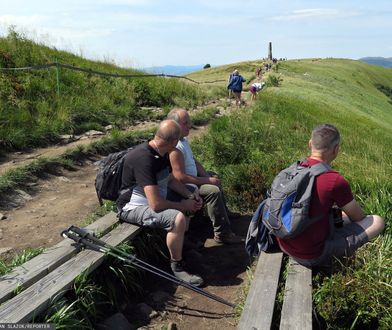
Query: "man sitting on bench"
118 120 204 286
277 124 385 268
167 108 242 245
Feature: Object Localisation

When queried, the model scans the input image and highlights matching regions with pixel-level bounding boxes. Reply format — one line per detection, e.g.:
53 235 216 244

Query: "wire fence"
0 62 226 84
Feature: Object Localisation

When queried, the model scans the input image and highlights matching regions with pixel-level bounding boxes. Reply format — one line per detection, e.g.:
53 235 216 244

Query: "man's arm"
144 185 201 213
169 149 219 186
194 159 221 185
194 159 208 177
341 199 366 222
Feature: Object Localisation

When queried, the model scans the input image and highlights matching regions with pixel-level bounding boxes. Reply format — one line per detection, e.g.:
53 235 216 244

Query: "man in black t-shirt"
118 120 204 286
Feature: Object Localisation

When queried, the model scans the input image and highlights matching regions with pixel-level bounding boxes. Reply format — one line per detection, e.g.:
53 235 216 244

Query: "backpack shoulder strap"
309 162 331 176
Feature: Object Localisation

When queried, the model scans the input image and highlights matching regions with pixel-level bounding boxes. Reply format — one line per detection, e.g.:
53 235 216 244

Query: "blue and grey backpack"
245 161 331 256
262 161 331 239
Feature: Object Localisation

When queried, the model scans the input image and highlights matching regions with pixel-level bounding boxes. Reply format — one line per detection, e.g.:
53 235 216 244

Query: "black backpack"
262 161 331 239
95 148 133 205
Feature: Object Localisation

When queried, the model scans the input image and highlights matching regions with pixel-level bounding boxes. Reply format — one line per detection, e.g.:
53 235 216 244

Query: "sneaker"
214 232 244 245
170 260 204 287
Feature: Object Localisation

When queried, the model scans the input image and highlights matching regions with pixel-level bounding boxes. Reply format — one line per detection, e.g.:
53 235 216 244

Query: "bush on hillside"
266 74 283 87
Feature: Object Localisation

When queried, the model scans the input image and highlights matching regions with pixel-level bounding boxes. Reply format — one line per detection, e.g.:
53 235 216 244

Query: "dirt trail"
0 120 160 256
0 122 210 255
0 121 158 176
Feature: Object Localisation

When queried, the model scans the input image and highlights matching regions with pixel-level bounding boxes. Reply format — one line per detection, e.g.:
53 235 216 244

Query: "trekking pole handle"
68 225 93 238
67 225 107 247
62 229 105 253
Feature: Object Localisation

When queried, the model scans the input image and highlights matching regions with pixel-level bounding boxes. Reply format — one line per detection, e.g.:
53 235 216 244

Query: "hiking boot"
214 232 244 245
170 260 204 287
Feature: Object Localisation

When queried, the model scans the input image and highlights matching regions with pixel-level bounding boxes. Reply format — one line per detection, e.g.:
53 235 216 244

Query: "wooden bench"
238 251 312 330
0 212 141 323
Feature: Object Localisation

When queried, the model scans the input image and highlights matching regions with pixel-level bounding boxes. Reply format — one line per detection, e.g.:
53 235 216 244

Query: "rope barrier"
0 62 226 84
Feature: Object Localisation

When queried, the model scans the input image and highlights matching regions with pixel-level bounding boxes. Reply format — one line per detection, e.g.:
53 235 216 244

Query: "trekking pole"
62 226 236 308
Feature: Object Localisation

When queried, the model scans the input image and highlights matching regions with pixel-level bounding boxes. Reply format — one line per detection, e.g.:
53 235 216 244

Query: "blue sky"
0 0 391 68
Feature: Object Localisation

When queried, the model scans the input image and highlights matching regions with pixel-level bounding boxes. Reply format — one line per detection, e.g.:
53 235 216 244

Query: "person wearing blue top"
227 68 237 99
227 69 246 106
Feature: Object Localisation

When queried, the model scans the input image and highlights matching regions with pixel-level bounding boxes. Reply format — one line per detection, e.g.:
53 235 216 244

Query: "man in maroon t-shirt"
277 124 385 267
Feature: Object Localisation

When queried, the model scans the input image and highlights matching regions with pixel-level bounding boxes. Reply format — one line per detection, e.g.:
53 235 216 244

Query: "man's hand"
181 198 203 213
207 176 221 186
192 187 202 203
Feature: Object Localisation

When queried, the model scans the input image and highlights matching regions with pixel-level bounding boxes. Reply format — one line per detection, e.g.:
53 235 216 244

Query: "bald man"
167 109 243 245
118 120 204 286
277 124 385 268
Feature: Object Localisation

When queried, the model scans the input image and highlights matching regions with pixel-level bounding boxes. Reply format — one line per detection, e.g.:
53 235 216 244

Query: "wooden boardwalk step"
0 211 119 304
238 251 283 330
0 222 140 323
280 258 312 330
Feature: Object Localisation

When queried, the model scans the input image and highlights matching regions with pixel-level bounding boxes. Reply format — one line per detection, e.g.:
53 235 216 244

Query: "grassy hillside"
187 59 263 86
190 58 392 328
0 30 212 153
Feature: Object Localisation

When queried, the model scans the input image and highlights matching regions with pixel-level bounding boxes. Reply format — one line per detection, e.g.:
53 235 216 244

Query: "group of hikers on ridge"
114 108 385 286
227 67 265 105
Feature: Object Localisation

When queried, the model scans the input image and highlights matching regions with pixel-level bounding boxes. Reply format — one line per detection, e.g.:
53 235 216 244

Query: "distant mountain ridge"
359 57 392 68
142 65 204 76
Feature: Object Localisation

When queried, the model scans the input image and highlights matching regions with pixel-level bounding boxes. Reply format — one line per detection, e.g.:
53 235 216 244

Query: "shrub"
266 74 283 87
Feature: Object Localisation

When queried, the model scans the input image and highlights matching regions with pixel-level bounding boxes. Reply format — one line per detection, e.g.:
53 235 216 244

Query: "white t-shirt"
176 138 198 177
123 167 169 211
252 82 265 91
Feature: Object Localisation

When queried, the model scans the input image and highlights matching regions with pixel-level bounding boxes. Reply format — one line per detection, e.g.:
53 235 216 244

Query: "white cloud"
271 8 360 21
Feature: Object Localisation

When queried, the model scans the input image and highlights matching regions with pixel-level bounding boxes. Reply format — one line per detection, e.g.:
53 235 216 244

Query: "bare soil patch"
132 216 251 330
0 159 100 255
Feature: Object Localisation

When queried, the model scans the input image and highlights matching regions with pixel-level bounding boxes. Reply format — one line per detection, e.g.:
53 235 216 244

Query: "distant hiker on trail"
277 124 385 269
256 67 262 78
117 120 204 287
227 69 246 106
227 68 237 99
167 108 243 245
249 82 265 101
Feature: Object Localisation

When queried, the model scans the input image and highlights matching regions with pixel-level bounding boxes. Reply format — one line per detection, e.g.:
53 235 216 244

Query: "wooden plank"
238 252 283 330
280 258 312 330
0 222 141 323
0 211 119 304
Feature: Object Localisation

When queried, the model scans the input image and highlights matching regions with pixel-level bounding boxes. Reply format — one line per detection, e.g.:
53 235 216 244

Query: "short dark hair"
311 124 340 151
